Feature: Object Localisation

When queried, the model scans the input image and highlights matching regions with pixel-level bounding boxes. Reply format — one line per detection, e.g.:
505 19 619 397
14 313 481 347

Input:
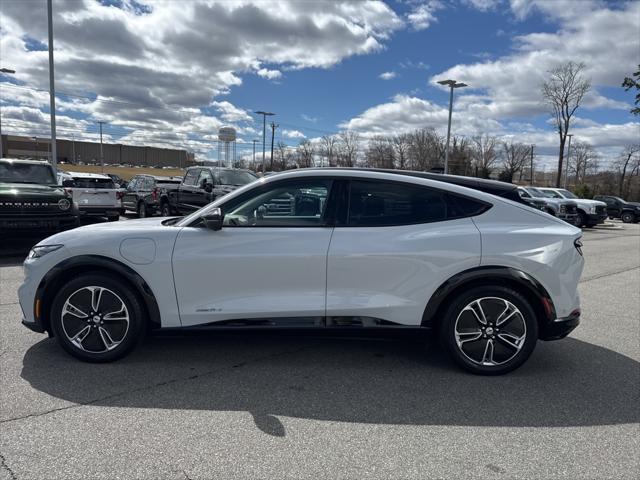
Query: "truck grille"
596 205 606 215
565 204 577 215
0 199 66 215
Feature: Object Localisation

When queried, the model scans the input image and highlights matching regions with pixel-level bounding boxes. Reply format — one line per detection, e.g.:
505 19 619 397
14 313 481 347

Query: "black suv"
593 195 640 223
122 174 182 217
0 159 79 236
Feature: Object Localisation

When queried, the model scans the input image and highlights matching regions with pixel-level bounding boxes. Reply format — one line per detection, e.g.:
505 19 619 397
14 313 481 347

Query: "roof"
0 158 54 166
66 171 112 179
133 174 182 181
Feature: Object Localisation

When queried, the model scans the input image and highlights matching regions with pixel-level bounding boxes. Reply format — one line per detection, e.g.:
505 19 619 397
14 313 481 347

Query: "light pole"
0 67 16 158
255 110 274 171
437 79 467 174
97 121 105 172
252 139 259 170
563 134 573 188
47 0 57 168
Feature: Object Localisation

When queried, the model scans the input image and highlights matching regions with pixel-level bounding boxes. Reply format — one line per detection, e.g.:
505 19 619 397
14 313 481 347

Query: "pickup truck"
539 187 607 228
517 187 579 225
160 166 257 216
593 195 640 223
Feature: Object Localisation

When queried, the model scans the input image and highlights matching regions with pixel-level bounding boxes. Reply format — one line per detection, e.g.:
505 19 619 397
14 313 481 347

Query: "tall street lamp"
437 79 468 174
0 67 16 158
47 0 57 168
255 111 274 171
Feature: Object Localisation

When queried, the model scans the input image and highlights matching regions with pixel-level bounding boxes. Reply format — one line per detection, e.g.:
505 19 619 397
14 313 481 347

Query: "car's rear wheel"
440 286 538 375
137 201 147 218
50 273 145 362
621 211 635 223
160 201 172 217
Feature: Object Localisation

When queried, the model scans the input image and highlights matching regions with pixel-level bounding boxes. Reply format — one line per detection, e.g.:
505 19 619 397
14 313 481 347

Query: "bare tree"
615 144 640 196
542 61 591 187
337 131 360 167
296 139 315 168
406 128 444 171
320 135 338 167
471 134 498 178
391 133 411 170
500 141 530 183
274 141 293 171
568 142 598 185
365 135 395 169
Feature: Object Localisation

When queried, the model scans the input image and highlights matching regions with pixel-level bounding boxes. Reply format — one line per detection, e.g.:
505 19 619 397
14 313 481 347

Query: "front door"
172 178 335 326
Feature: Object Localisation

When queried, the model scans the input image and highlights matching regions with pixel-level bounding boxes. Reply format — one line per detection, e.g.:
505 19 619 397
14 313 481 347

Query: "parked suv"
539 188 607 228
0 159 79 236
123 174 182 217
163 167 257 215
593 195 640 223
20 169 584 375
62 172 124 221
517 187 579 225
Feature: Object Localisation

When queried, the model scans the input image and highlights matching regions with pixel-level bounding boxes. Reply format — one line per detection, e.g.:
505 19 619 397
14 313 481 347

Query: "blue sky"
0 0 638 167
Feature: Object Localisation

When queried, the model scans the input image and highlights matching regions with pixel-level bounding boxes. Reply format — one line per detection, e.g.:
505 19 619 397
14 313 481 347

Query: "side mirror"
204 182 213 193
201 208 223 231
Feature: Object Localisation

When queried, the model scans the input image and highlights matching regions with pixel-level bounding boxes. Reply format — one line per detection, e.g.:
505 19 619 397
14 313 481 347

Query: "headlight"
589 205 597 213
27 244 63 259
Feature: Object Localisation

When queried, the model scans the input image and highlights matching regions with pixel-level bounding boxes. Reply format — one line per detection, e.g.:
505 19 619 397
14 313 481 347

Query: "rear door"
326 179 483 326
71 177 118 208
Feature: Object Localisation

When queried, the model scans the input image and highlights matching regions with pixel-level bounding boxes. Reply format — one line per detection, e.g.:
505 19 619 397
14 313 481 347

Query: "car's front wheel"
50 273 145 362
160 201 172 217
137 201 147 218
621 211 635 223
440 286 538 375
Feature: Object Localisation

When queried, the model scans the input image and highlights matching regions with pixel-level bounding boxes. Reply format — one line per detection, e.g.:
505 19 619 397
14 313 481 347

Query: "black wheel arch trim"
421 266 556 330
35 255 161 335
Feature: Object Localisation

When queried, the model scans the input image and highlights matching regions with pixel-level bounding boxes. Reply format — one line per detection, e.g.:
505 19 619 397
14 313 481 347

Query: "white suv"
19 169 584 375
62 172 124 221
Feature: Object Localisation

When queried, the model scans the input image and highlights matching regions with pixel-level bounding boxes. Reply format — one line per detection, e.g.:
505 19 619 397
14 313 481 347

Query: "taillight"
574 238 583 256
116 191 125 200
152 187 158 201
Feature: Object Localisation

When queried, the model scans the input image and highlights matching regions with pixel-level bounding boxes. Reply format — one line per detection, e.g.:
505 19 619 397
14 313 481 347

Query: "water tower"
217 126 237 167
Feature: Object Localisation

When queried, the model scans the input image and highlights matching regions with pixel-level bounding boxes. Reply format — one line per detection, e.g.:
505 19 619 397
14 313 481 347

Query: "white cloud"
282 129 306 139
407 1 443 31
301 114 318 123
210 101 253 123
463 0 501 11
0 0 403 157
256 68 282 80
379 71 397 80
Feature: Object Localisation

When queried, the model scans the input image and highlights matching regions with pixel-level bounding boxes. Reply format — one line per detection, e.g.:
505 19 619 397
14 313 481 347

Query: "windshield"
0 162 57 185
557 189 578 199
526 187 553 198
218 170 258 186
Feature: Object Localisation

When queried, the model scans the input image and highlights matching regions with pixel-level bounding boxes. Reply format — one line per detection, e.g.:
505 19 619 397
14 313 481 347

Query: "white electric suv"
19 169 584 375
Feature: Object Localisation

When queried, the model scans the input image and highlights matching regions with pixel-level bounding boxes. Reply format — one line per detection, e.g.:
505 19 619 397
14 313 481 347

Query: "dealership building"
0 134 195 168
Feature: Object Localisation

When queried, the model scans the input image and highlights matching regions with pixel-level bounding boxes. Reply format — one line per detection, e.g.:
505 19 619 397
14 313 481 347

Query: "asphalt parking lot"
1 222 638 479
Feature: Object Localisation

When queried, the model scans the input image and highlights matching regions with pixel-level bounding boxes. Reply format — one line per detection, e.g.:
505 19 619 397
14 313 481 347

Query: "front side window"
218 170 257 186
222 179 332 227
198 169 213 187
557 189 577 199
127 177 139 190
542 189 562 199
348 180 448 226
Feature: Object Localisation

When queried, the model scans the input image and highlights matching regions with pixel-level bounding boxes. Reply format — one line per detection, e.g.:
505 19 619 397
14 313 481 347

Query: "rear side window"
183 169 199 186
347 180 487 227
70 177 115 189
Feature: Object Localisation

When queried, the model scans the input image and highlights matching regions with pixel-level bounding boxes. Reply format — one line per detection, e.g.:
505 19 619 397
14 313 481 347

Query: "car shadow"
21 334 639 436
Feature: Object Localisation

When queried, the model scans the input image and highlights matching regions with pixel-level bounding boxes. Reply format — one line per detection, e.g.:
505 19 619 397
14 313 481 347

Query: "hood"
576 199 607 207
0 183 65 197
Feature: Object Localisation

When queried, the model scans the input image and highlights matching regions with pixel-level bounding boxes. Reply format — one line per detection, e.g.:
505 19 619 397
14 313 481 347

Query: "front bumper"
586 212 608 225
558 213 578 224
22 317 46 333
540 309 581 340
0 214 79 236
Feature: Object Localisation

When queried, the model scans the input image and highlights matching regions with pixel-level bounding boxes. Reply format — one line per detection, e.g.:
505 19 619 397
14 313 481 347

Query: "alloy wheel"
60 286 130 353
454 297 527 367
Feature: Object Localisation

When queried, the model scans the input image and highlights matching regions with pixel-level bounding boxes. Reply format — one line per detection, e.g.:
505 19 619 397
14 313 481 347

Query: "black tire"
577 211 587 228
160 201 172 217
439 286 538 375
621 211 635 223
137 201 147 218
50 273 145 362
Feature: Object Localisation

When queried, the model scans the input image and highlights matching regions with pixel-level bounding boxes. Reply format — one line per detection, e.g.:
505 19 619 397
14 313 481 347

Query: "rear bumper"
78 206 125 216
22 317 46 334
540 309 580 341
